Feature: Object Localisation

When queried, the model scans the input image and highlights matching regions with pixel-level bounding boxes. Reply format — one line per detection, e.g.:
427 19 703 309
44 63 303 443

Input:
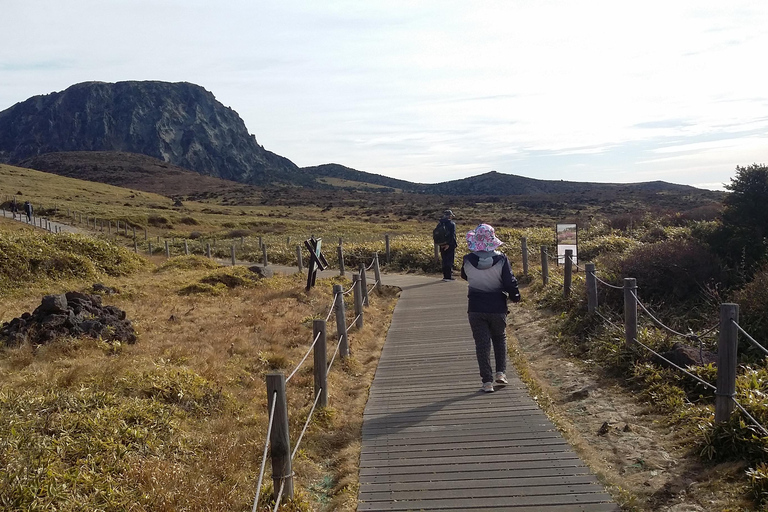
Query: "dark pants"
468 312 507 383
440 245 455 279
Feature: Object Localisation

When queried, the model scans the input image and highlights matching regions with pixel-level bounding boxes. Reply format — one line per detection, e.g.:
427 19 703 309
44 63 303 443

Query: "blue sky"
2 1 766 190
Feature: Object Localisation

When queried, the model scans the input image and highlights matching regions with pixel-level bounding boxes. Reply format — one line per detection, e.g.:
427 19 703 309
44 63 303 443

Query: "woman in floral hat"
461 224 521 393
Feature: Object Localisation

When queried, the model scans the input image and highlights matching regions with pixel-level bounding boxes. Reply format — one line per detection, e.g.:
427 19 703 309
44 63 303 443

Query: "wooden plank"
357 274 617 510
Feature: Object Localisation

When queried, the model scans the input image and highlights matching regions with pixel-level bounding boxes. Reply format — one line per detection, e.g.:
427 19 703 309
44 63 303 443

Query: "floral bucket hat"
466 224 503 252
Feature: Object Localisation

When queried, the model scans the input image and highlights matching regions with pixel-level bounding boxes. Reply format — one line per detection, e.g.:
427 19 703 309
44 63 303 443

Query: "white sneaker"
481 382 495 393
495 372 508 384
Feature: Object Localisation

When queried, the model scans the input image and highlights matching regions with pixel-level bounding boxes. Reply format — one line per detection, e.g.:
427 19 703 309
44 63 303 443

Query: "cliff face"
0 81 306 185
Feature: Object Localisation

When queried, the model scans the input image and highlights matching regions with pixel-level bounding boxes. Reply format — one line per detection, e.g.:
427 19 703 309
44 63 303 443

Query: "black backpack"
432 221 450 245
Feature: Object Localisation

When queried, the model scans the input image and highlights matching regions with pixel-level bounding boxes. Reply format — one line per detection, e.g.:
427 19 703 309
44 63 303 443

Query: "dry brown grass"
0 255 398 511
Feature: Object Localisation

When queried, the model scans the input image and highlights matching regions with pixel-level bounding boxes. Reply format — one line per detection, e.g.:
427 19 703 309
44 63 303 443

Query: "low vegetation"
0 226 398 511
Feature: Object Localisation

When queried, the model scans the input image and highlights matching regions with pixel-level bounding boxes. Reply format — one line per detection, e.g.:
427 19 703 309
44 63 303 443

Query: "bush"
616 239 725 307
734 265 768 360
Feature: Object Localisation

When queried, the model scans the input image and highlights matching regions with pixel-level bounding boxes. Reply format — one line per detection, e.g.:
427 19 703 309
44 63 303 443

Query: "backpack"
432 221 450 245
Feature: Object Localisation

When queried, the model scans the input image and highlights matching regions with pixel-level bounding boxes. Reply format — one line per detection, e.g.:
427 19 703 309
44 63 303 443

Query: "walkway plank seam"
358 274 618 511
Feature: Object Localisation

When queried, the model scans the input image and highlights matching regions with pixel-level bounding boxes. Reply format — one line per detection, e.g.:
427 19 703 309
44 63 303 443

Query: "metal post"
334 285 349 358
373 253 382 292
337 245 345 276
360 263 369 306
624 278 637 347
521 237 529 276
715 303 739 423
296 246 303 272
266 373 293 500
564 249 573 297
385 234 391 265
353 273 364 329
585 263 597 313
540 246 549 285
313 320 328 408
262 244 268 266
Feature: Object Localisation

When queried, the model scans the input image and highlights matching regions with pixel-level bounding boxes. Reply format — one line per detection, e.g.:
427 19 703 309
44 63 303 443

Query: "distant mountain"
425 171 700 196
1 80 714 199
0 81 308 186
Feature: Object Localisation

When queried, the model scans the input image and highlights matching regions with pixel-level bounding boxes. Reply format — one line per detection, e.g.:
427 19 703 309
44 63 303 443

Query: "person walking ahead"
461 224 521 393
435 209 457 281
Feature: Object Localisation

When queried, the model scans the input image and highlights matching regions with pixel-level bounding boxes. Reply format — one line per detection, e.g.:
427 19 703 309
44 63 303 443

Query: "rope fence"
550 243 768 440
251 252 382 508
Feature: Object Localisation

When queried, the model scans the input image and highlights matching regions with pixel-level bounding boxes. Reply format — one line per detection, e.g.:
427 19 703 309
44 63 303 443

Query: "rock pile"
1 292 136 347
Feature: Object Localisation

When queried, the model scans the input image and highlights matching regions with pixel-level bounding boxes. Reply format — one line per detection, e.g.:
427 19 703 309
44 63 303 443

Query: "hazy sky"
2 1 766 190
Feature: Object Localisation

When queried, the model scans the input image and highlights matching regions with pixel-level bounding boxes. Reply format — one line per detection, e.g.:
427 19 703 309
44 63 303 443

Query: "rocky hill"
0 81 308 186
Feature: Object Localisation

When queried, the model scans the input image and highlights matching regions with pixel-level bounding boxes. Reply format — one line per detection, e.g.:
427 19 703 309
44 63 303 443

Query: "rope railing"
732 320 768 356
631 337 716 391
291 390 325 460
566 253 586 272
327 334 345 374
731 396 768 437
594 273 624 290
346 314 361 333
273 477 287 511
286 330 324 383
631 290 690 339
251 390 278 512
253 252 381 507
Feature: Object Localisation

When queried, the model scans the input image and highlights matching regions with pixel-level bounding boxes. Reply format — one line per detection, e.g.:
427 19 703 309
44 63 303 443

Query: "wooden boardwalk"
358 274 618 511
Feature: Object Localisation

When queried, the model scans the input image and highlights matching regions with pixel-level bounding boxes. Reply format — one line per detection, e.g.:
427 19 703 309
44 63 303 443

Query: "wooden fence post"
313 320 328 408
385 234 391 265
165 240 170 258
108 221 111 235
353 273 364 329
715 303 739 423
337 245 345 276
231 245 236 266
144 228 148 240
258 236 263 249
148 242 153 256
266 373 293 501
521 237 529 276
262 244 268 266
564 249 573 297
334 284 349 358
585 262 597 313
624 278 637 347
206 243 211 258
373 253 382 293
296 246 303 272
184 240 189 256
540 246 549 285
359 263 369 306
134 238 138 253
133 226 136 240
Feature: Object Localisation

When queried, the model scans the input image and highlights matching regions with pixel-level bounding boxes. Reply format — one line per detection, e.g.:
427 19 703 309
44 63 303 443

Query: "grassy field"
5 162 763 511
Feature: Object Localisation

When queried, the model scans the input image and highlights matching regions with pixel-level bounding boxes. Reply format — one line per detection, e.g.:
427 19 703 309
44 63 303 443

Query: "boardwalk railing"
519 238 768 437
251 253 382 511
